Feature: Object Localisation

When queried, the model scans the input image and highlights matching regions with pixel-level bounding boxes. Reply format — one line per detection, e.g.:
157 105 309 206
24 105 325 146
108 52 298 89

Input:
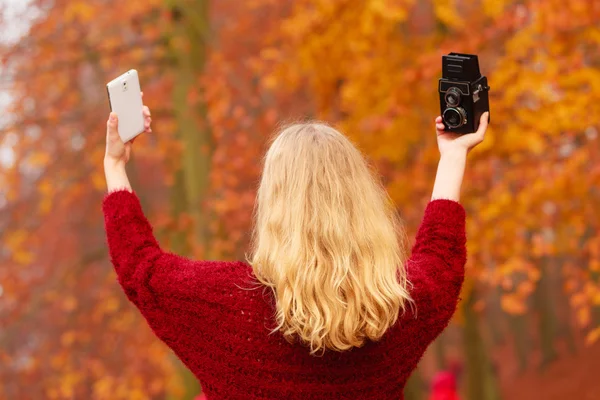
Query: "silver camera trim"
444 87 462 107
439 81 470 95
443 107 468 128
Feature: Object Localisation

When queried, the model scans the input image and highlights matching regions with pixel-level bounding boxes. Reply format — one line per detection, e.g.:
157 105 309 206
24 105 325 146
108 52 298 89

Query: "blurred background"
1 0 600 399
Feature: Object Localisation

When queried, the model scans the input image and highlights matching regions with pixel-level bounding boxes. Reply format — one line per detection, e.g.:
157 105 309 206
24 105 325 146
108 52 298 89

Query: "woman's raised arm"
404 113 489 336
431 112 489 201
101 104 238 316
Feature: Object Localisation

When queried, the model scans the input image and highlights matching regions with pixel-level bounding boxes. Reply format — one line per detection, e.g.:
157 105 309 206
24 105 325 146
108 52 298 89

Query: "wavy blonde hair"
249 122 413 355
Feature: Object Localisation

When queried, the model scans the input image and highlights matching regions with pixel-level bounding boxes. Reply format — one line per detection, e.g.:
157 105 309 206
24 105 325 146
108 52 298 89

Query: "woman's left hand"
104 92 152 167
435 112 489 156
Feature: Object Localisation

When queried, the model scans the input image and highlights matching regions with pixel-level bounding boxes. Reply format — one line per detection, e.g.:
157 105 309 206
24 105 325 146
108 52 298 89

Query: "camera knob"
474 84 490 95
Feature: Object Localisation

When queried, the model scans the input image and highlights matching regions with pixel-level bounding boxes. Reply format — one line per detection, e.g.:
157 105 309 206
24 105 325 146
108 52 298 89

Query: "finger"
107 112 119 139
141 91 144 98
478 112 489 130
475 112 489 138
436 123 445 131
143 106 151 117
435 116 442 123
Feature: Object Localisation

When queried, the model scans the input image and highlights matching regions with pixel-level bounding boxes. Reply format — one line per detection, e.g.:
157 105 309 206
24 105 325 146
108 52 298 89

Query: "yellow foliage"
269 0 600 334
14 250 34 265
39 197 53 215
482 0 507 18
5 229 28 252
367 0 412 22
3 0 600 395
516 281 535 296
63 2 95 22
501 293 527 315
570 292 587 308
92 171 107 191
62 296 78 312
103 297 120 314
432 0 464 28
93 377 115 399
576 307 591 328
586 327 600 346
29 151 51 167
60 331 77 347
2 0 182 394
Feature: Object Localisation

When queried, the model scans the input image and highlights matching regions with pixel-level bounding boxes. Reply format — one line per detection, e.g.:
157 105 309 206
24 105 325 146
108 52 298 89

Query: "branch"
0 247 109 347
3 6 163 54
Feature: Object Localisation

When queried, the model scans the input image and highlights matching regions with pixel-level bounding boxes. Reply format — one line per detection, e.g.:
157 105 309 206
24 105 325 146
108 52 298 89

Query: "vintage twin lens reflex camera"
439 53 490 134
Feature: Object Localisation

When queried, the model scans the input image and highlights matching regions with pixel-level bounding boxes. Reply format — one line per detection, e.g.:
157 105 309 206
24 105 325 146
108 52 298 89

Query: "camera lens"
444 87 461 107
443 107 467 129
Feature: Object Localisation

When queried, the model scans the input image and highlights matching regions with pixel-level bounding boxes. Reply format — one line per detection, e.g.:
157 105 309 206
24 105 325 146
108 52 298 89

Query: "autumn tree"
3 1 600 400
256 0 600 398
0 0 300 398
0 1 185 398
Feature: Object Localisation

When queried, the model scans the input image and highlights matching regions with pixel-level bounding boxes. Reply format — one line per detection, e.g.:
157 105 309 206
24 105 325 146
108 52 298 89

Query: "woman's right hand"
103 92 152 192
435 112 489 155
104 92 152 168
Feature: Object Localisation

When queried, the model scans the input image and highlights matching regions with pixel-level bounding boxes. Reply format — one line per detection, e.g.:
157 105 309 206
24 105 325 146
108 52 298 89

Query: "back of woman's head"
249 122 412 354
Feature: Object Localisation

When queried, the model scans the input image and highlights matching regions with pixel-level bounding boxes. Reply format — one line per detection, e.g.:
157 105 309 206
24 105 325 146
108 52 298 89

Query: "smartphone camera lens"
122 81 128 91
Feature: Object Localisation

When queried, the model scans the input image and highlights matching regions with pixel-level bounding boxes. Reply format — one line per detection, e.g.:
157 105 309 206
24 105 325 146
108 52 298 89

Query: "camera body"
439 53 490 134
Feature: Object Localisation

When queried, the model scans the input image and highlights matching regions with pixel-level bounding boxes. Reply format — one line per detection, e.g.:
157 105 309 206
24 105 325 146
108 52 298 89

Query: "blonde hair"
249 122 413 355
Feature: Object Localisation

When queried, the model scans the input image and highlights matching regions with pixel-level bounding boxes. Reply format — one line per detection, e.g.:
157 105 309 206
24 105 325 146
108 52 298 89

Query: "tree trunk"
171 0 213 258
433 334 447 370
534 256 558 369
166 0 212 398
170 169 190 254
591 264 600 333
463 292 502 400
508 314 529 372
552 256 576 355
488 286 506 347
404 370 424 400
126 154 151 211
167 169 199 399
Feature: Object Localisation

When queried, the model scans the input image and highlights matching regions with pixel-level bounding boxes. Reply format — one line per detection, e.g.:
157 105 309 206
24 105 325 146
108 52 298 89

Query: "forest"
1 0 600 399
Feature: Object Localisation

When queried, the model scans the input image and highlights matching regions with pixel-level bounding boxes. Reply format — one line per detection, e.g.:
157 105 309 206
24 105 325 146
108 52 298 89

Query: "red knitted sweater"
103 190 466 400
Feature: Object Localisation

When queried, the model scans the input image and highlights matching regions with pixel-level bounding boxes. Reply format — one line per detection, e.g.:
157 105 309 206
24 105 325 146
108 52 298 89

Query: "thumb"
474 112 489 139
107 112 119 139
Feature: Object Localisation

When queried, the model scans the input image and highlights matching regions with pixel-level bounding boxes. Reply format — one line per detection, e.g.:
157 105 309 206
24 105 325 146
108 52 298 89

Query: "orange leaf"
586 327 600 346
576 307 591 327
501 294 526 315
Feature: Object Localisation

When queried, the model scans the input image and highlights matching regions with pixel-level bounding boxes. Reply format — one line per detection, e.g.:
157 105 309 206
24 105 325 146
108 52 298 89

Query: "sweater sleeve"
406 199 467 333
102 190 236 312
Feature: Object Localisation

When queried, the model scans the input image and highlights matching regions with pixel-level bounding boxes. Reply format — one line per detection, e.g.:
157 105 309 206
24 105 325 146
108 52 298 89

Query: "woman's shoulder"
181 260 266 302
207 260 255 286
181 259 255 288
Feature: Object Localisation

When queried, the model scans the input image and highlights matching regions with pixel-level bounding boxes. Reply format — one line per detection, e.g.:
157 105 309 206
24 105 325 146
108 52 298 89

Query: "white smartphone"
106 69 144 143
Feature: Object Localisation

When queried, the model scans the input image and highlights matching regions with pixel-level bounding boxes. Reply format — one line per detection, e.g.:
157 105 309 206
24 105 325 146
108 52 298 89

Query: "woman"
103 101 488 399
